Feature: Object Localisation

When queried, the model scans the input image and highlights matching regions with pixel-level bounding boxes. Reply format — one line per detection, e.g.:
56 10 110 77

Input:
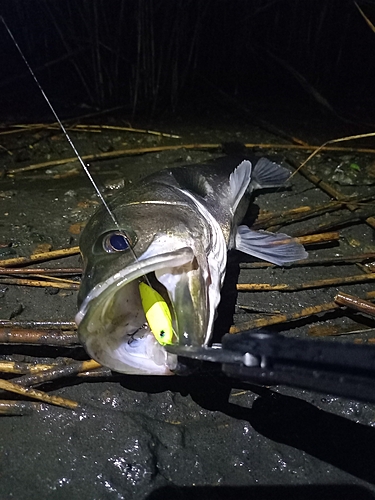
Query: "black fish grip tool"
166 330 375 403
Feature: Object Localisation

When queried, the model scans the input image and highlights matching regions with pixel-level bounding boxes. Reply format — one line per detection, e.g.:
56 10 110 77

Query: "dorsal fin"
229 160 252 213
251 157 290 189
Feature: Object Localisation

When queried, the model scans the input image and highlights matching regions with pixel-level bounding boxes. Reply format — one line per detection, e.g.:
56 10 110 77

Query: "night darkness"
2 3 375 498
0 0 375 127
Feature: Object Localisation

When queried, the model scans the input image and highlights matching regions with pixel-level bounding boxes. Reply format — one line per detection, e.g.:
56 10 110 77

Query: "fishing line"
1 17 147 276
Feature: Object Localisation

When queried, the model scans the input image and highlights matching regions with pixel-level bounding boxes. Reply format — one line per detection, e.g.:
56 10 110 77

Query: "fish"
0 18 306 376
75 155 308 375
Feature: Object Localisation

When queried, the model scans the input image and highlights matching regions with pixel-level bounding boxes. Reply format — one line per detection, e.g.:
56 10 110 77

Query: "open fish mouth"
76 247 208 375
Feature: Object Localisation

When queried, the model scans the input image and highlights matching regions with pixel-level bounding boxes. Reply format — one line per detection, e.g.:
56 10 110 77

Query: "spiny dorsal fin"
229 160 252 213
251 158 290 189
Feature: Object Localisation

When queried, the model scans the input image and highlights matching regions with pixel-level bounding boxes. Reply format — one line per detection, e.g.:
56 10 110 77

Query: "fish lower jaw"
76 246 209 375
85 329 177 376
76 280 178 375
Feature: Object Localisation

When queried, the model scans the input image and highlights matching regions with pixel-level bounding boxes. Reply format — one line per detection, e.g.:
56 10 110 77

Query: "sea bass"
75 156 307 375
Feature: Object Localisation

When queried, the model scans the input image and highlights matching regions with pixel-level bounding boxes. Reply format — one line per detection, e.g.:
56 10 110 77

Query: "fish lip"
75 246 201 375
75 246 195 325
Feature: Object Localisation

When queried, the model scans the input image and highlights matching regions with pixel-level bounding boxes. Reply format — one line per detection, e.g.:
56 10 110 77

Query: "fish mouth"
76 247 209 375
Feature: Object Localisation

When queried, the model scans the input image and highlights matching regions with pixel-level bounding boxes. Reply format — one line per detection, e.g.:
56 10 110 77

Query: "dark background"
1 3 375 498
0 0 374 127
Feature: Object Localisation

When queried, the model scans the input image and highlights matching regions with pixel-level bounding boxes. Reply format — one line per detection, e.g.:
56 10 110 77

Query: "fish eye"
103 232 130 253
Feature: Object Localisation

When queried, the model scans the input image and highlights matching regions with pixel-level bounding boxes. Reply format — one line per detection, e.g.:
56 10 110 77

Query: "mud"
1 112 375 499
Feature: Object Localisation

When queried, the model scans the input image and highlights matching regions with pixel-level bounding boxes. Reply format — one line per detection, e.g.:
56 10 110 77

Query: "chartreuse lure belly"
139 282 175 345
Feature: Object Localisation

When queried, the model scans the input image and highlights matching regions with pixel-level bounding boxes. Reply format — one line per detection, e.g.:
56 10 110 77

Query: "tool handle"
222 331 375 403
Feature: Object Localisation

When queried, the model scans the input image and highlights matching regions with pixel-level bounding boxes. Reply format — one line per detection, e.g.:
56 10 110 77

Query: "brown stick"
292 164 352 200
354 337 375 344
0 361 60 374
72 123 181 138
4 122 181 139
290 132 375 179
230 301 338 333
0 360 111 378
0 328 79 345
257 205 313 220
237 273 375 292
355 1 375 33
6 141 375 175
253 201 345 229
265 195 375 234
5 145 221 174
0 277 79 289
366 216 375 230
78 367 112 378
0 400 45 416
32 275 78 284
308 324 372 338
334 292 375 318
231 291 375 333
244 142 375 153
12 359 101 387
0 320 76 329
0 123 100 135
296 232 339 245
290 209 375 237
0 246 80 267
0 267 82 275
0 378 79 409
291 160 375 230
240 252 375 269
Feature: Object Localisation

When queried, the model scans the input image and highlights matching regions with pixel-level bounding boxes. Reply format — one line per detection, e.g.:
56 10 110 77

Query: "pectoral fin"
235 225 308 265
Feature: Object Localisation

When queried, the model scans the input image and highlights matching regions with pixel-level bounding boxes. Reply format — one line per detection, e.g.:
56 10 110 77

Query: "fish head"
76 196 215 375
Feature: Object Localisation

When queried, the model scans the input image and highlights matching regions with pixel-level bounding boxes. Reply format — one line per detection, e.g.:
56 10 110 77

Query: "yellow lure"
139 282 175 346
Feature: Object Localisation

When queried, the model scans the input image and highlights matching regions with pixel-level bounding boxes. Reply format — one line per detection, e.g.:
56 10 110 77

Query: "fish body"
76 156 307 375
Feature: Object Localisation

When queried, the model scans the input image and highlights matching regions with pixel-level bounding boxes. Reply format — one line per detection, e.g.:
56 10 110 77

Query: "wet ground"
1 110 375 499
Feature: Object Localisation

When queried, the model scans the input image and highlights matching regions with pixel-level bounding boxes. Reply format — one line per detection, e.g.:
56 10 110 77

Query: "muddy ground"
1 110 375 499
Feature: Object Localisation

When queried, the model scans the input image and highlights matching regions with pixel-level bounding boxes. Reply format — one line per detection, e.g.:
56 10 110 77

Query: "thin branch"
288 208 375 237
2 123 181 139
12 359 101 387
290 154 375 231
0 360 64 374
256 199 375 232
0 378 79 410
335 292 375 318
6 140 375 175
308 324 373 338
0 246 80 267
0 328 78 346
0 277 79 289
240 252 375 269
231 291 375 333
295 232 339 245
237 273 375 292
0 400 45 416
231 301 338 333
0 320 76 329
0 267 82 275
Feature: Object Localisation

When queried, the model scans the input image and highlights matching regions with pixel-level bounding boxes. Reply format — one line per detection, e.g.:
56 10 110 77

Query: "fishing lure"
139 282 175 345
